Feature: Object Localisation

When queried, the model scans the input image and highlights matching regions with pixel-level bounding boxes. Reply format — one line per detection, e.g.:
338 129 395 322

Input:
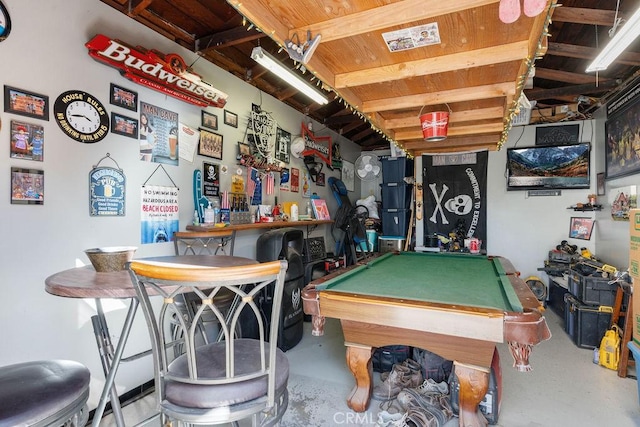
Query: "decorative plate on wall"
0 1 11 42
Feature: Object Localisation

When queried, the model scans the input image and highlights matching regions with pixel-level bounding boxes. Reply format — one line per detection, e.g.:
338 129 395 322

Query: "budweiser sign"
86 34 227 108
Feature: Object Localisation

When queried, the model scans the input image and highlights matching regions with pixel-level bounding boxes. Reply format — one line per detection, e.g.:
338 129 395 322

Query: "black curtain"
422 151 488 250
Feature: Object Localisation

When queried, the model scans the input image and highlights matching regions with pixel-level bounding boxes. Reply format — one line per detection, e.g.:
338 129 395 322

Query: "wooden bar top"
186 219 332 232
45 255 256 299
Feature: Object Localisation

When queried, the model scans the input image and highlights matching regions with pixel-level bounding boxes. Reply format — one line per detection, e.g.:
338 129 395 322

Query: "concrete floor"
103 309 640 427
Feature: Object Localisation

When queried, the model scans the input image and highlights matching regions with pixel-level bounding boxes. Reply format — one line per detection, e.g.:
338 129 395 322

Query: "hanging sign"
301 122 332 167
86 34 228 108
89 166 126 216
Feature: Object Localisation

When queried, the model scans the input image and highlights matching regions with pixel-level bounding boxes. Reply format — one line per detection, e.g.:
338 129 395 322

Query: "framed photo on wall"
11 167 44 204
198 129 223 159
201 111 217 130
109 83 138 111
224 110 238 128
111 112 139 139
569 217 594 240
605 80 640 179
4 85 49 120
10 120 44 161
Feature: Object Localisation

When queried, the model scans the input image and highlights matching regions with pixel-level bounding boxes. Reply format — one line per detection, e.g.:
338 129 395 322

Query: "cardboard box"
629 209 640 344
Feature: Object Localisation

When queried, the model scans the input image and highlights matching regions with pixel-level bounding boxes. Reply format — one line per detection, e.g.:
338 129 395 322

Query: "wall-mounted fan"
354 154 382 181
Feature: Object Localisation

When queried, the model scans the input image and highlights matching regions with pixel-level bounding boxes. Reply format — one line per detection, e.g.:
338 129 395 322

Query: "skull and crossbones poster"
423 151 487 249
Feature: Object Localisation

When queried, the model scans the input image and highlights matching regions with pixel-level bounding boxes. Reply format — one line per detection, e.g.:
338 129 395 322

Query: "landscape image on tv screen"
507 143 590 190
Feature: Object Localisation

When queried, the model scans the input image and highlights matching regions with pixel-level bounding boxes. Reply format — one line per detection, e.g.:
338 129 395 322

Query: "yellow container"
599 325 621 370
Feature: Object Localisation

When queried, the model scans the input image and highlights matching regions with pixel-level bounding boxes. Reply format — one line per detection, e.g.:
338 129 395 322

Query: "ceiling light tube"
586 6 640 72
251 46 328 105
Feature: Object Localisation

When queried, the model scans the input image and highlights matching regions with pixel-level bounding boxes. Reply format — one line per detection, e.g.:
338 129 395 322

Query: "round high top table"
45 255 257 427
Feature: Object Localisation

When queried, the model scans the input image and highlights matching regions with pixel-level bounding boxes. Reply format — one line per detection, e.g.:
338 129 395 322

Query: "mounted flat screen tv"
506 143 590 190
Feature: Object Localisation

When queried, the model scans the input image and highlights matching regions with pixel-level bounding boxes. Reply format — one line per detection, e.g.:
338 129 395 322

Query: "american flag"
265 172 275 195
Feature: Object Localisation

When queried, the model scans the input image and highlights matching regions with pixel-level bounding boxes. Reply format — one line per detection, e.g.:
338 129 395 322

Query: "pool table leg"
345 344 373 412
454 361 490 427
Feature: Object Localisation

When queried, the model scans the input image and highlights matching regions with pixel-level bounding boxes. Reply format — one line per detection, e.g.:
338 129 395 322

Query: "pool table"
301 251 550 427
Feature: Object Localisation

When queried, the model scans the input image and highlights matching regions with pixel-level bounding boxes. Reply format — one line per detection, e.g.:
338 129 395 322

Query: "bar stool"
0 359 90 427
172 229 238 347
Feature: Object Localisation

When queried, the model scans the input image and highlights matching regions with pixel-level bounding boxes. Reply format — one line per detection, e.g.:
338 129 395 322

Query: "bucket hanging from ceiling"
420 111 449 141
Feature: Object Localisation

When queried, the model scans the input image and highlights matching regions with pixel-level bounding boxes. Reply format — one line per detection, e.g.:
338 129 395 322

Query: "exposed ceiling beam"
335 41 529 88
363 82 514 113
196 27 264 52
547 42 640 66
384 106 504 129
288 0 499 43
534 67 610 85
525 80 620 100
394 122 504 140
551 6 620 26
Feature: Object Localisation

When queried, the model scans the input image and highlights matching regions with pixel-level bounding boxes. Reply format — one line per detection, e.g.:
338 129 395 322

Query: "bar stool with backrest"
0 359 90 427
173 229 238 346
128 259 289 426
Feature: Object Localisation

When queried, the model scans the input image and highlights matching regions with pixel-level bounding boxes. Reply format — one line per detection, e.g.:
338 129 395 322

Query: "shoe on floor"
376 410 408 426
381 358 423 382
373 364 423 401
395 388 454 426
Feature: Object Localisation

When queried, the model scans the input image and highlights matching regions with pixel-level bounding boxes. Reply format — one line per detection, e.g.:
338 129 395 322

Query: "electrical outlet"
559 105 569 113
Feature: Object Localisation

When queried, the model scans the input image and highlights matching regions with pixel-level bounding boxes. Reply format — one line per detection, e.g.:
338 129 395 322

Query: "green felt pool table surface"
315 251 523 312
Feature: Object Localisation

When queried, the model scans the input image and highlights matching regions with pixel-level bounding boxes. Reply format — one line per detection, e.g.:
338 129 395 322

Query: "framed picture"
275 127 291 163
4 85 49 120
10 120 44 161
198 128 223 159
569 217 594 240
109 83 138 111
201 111 218 130
224 110 238 128
597 172 605 196
342 159 355 192
111 112 139 139
605 83 640 179
238 142 251 156
11 167 44 205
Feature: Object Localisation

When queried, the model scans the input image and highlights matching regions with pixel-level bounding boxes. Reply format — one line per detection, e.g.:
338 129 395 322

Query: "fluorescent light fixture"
250 46 328 105
586 6 640 72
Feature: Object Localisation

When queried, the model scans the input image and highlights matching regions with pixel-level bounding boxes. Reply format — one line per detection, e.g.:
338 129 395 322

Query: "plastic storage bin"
381 182 413 209
381 157 414 183
564 293 612 349
568 269 617 307
382 208 410 237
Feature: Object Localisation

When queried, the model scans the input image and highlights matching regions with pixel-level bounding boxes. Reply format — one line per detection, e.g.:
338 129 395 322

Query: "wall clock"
0 1 11 42
54 90 110 143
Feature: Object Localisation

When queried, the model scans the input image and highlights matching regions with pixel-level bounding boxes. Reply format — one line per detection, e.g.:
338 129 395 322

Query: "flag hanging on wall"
422 151 488 250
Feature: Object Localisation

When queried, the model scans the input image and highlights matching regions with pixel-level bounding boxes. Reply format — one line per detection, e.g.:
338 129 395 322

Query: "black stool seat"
0 360 90 427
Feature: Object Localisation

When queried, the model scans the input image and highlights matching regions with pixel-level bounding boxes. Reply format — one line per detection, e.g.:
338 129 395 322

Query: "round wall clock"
54 90 110 143
0 1 11 42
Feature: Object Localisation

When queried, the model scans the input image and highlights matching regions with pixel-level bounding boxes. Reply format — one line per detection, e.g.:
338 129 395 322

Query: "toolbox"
564 293 612 349
568 269 617 307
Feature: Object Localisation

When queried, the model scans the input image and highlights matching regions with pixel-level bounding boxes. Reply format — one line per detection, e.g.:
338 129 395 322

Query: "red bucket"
420 111 449 141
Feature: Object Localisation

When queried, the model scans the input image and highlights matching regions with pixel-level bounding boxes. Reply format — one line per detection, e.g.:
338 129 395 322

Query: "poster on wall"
302 169 311 197
139 102 179 166
280 168 290 191
140 185 179 244
202 161 219 198
291 167 300 192
609 185 637 221
423 151 488 250
250 168 263 205
605 78 640 179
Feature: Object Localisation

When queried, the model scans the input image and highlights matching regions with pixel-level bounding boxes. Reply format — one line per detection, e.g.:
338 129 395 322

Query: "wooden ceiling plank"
395 122 504 140
534 67 610 85
404 134 499 154
526 79 620 100
290 0 499 43
551 7 619 26
548 42 640 66
362 82 514 113
335 41 530 88
196 27 264 52
129 0 153 16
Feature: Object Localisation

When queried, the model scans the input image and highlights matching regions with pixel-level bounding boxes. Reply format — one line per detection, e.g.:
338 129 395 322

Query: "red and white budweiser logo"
86 34 228 108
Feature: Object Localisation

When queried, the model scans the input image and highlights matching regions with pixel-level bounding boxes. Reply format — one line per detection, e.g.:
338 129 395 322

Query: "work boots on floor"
373 361 423 401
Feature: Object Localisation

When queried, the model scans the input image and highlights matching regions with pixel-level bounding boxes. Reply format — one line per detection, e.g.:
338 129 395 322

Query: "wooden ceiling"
101 0 640 155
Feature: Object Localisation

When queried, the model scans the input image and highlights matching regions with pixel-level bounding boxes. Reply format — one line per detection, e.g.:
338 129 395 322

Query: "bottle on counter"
193 210 200 226
211 197 221 224
204 201 215 224
291 203 299 221
307 201 312 217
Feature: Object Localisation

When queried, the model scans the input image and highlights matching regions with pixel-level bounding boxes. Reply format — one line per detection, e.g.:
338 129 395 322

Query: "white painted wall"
0 0 361 409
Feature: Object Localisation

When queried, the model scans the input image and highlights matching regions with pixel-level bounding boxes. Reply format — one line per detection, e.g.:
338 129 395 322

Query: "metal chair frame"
128 259 289 426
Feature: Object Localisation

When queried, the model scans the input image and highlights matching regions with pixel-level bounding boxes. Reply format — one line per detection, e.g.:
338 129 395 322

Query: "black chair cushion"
0 360 90 426
165 338 289 408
